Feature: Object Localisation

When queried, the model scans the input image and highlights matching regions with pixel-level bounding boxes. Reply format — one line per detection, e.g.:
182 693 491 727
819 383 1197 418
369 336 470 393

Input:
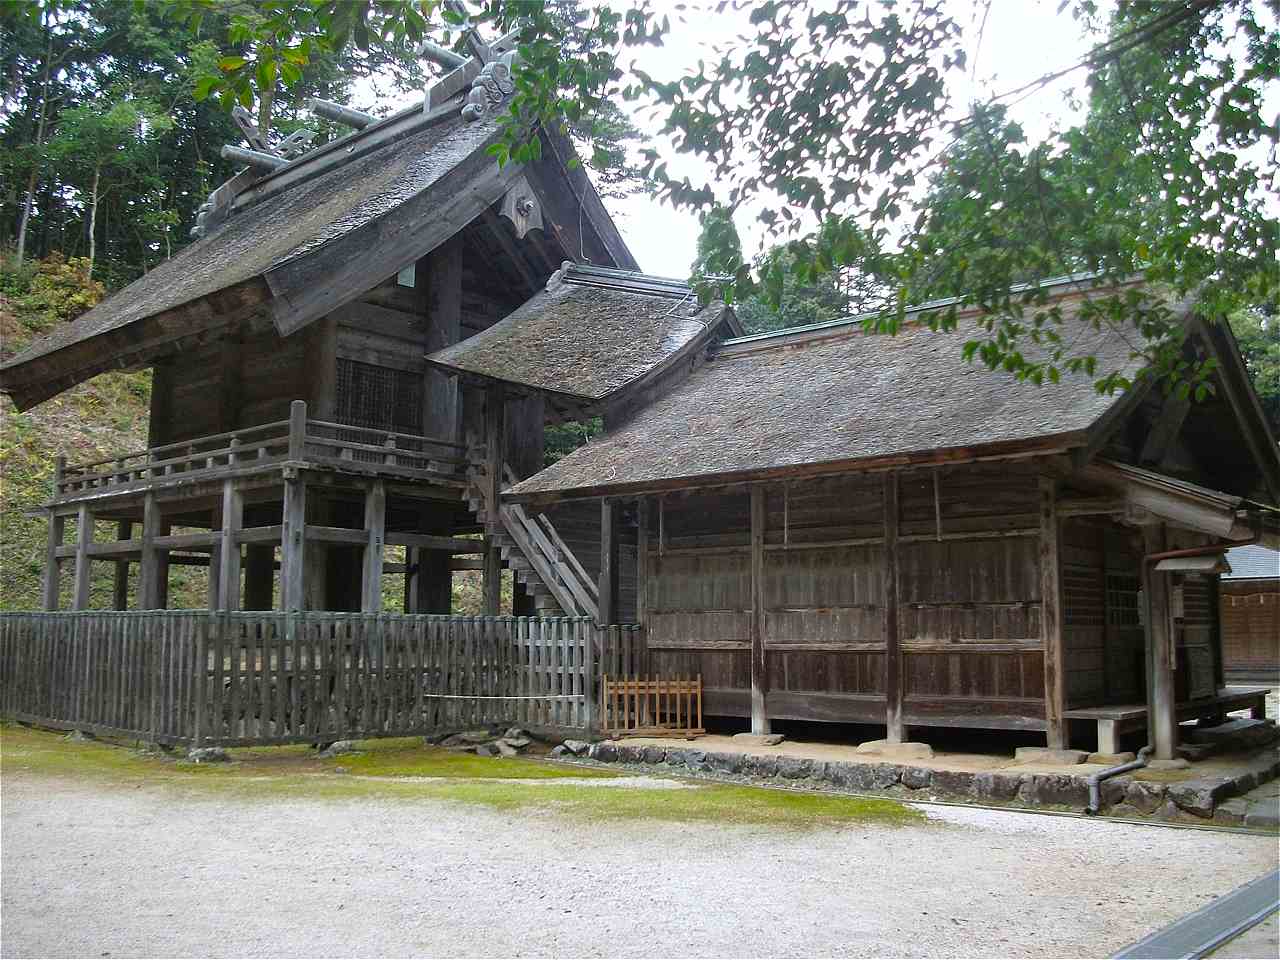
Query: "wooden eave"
264 127 526 337
1072 312 1280 503
0 278 273 411
505 430 1088 506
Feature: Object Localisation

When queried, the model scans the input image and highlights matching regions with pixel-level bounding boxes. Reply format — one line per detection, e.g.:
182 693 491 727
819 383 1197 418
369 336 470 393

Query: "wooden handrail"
64 419 290 473
304 418 467 451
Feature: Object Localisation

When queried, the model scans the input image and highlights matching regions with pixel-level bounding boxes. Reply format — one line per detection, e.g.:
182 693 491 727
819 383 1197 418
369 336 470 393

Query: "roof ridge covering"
559 262 693 299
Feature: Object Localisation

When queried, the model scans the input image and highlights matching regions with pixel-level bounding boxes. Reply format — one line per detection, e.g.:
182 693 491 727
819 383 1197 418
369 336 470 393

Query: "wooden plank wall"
0 612 632 744
639 464 1065 731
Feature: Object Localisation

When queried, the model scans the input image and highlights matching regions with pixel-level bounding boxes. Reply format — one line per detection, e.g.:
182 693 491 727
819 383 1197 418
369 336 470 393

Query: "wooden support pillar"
482 385 506 617
412 547 454 614
281 476 307 612
138 492 163 609
636 498 650 626
243 545 275 610
42 456 66 610
1039 476 1066 750
306 317 338 421
749 485 770 735
482 540 502 616
148 359 174 448
421 237 463 441
113 520 132 610
361 479 386 612
1142 523 1179 760
42 516 65 611
883 472 904 743
72 502 94 610
599 497 619 626
218 471 243 611
207 543 221 609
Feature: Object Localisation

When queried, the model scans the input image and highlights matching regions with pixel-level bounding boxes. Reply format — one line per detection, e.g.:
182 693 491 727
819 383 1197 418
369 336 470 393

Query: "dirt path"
2 776 1277 958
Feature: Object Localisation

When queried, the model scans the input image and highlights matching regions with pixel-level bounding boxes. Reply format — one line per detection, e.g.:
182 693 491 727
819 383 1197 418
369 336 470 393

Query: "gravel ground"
3 776 1278 959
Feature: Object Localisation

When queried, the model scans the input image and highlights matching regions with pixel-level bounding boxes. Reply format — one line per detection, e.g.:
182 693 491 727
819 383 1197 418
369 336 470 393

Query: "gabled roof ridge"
717 271 1148 357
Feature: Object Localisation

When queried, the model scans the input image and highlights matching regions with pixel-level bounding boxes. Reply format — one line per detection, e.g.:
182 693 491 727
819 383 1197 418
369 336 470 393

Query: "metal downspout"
1085 745 1153 815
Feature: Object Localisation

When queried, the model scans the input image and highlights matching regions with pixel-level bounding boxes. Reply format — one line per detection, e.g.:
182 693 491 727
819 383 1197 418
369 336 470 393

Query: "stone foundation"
578 741 1280 828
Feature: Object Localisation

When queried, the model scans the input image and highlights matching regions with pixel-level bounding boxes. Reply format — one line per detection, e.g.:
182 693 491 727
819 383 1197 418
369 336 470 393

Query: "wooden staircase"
464 442 600 620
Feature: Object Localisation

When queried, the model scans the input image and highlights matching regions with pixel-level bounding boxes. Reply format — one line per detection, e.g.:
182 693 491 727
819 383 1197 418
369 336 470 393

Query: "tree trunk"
87 163 100 274
15 26 54 265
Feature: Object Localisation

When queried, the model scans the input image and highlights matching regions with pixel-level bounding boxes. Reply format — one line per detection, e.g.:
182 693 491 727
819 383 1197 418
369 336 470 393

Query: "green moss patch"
1 723 922 828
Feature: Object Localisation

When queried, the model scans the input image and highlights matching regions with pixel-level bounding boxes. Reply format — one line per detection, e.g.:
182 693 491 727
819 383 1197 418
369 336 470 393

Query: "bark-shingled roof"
2 110 496 376
509 311 1152 499
426 274 733 400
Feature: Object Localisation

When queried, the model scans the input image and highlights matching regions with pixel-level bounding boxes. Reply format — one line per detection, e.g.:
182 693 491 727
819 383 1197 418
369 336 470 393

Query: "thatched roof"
5 110 494 369
0 52 637 411
426 264 742 401
509 301 1156 500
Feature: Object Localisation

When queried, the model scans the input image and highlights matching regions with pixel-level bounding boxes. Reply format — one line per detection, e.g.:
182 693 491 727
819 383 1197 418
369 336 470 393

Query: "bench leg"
1097 719 1120 756
1251 699 1266 721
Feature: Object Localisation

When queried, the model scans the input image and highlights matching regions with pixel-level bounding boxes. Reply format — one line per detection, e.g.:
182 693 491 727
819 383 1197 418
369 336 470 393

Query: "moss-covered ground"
0 723 923 827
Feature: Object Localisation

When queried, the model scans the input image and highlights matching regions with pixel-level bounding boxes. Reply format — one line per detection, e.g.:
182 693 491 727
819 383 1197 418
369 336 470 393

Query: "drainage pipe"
1085 745 1152 815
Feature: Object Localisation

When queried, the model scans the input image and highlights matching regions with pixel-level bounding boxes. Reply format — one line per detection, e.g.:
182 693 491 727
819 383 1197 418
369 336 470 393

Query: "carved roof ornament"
500 175 543 239
462 52 518 122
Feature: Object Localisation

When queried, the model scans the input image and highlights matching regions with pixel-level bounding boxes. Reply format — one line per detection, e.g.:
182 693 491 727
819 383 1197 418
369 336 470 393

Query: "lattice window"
336 359 423 435
1105 573 1141 628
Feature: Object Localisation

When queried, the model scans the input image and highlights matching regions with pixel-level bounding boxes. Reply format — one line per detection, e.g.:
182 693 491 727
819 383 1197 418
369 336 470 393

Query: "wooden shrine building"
479 280 1280 759
3 32 1278 758
0 37 738 624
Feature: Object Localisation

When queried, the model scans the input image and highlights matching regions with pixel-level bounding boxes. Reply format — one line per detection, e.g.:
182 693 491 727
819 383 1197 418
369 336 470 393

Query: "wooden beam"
883 473 904 743
1142 523 1179 760
385 532 484 553
280 476 306 612
451 556 483 571
72 502 93 610
1039 476 1066 750
138 492 163 609
598 497 620 626
112 520 132 610
361 480 386 612
42 460 65 610
636 497 650 626
482 539 502 616
750 485 770 735
305 315 339 421
1139 392 1191 467
422 235 464 442
218 471 244 611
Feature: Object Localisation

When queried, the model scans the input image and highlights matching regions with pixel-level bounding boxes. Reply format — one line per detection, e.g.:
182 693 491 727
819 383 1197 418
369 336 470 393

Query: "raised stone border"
579 742 1280 828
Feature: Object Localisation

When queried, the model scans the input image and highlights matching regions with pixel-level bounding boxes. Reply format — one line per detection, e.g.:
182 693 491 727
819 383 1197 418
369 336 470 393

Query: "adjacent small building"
1220 544 1280 681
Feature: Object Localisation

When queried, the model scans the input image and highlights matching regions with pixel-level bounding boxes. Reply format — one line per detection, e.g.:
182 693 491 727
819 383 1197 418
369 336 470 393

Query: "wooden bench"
1064 686 1270 754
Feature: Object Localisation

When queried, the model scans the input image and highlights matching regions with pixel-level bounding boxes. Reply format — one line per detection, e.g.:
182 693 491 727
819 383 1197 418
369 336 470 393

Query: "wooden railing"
54 400 466 498
600 675 704 739
0 611 647 746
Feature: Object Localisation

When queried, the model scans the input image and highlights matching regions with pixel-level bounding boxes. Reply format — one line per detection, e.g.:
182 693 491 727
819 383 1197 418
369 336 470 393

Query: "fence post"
288 399 307 461
192 613 208 747
582 619 596 733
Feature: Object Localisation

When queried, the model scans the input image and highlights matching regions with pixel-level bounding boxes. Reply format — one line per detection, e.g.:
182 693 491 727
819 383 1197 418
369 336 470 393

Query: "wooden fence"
600 675 705 739
0 612 646 747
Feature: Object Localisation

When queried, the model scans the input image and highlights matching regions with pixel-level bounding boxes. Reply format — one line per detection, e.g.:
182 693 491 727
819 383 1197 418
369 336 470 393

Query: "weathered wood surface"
643 465 1070 735
0 612 643 745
